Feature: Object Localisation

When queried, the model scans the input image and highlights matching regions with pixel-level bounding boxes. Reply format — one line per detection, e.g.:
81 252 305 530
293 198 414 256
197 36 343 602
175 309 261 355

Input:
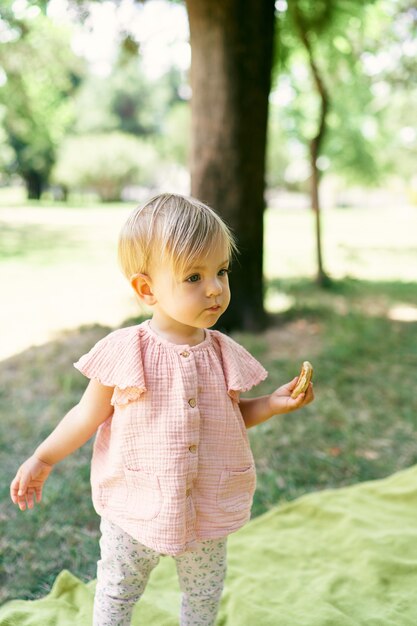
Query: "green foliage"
57 49 191 196
0 107 14 175
73 55 185 138
0 9 83 197
270 0 417 188
266 111 292 188
61 51 190 193
0 4 189 198
52 132 160 201
272 0 379 186
1 0 414 199
156 102 190 167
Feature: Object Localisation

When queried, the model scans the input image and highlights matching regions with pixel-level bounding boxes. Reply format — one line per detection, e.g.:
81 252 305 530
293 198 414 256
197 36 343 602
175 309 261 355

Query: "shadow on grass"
250 276 417 516
0 315 150 604
266 276 417 321
1 282 417 602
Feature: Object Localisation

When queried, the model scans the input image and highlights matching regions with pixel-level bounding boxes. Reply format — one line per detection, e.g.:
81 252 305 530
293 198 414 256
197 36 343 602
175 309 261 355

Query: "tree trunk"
307 53 331 287
310 138 328 287
185 0 276 331
292 4 331 287
24 170 44 200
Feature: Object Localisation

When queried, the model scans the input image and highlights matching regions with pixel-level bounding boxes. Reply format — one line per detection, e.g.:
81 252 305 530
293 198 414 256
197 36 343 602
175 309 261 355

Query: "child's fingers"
26 488 35 509
11 472 32 510
10 473 23 504
13 488 28 511
17 476 30 498
18 497 28 511
304 382 314 401
291 391 306 407
35 486 43 504
10 484 17 504
284 377 299 393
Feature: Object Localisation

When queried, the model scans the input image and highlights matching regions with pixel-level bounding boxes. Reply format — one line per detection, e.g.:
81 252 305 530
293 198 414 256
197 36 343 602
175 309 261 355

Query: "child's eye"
186 274 200 283
218 268 230 277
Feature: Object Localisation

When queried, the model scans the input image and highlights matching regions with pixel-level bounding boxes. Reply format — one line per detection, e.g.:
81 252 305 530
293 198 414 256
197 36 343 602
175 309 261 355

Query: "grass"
0 202 137 359
0 327 106 602
1 199 417 604
248 277 417 516
264 205 417 282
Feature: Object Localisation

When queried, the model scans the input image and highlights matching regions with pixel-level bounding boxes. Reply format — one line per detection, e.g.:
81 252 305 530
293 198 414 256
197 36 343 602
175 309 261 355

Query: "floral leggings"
93 518 228 626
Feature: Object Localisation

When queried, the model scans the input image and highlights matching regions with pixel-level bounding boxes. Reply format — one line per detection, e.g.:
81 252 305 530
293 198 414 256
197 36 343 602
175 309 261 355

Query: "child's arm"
239 377 314 429
10 379 114 511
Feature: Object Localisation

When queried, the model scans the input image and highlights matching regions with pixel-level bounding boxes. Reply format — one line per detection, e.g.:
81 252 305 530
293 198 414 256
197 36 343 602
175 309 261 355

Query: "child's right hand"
10 456 53 511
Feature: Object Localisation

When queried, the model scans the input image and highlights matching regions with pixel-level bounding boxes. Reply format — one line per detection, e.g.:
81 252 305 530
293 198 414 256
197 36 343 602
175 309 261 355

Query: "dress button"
180 351 190 357
188 444 197 454
188 398 197 408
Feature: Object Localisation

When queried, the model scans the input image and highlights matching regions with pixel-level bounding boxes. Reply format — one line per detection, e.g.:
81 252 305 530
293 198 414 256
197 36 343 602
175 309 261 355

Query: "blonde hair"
118 193 237 280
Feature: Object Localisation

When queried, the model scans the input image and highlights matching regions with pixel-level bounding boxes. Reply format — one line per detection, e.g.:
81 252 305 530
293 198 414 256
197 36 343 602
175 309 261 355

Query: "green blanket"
2 465 417 625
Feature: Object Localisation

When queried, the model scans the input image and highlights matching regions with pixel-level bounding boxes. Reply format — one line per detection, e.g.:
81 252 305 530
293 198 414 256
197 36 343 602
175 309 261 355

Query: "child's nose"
207 277 223 296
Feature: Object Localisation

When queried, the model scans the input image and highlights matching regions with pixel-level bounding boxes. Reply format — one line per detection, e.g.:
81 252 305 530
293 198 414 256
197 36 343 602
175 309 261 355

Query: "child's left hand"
268 377 314 415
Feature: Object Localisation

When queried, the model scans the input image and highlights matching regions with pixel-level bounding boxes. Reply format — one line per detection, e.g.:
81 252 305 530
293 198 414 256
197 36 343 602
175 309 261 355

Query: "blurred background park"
1 0 417 605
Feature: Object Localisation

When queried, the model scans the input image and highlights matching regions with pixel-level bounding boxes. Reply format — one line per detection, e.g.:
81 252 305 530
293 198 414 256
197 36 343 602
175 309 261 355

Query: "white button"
180 351 190 357
188 444 197 454
188 398 197 408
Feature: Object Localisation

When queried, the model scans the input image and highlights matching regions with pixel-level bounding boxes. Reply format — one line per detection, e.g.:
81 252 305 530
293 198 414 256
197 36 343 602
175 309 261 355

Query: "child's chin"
206 313 224 328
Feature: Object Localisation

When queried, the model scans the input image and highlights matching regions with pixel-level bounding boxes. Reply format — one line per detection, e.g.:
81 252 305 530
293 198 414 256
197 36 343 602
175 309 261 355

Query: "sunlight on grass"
2 278 417 602
388 304 417 322
1 202 416 359
264 290 295 313
0 185 26 205
264 206 417 282
0 204 140 359
1 198 417 603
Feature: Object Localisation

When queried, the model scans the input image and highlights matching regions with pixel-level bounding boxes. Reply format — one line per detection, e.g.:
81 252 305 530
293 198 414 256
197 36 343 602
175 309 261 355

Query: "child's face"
149 239 231 337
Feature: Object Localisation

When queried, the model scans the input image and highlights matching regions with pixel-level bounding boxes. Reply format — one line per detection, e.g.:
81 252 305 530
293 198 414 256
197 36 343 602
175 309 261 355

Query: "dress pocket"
217 465 256 513
124 468 162 520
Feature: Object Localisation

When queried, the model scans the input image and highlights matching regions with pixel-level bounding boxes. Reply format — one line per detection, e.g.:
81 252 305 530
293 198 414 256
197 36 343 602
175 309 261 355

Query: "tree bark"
310 138 328 287
307 47 331 287
24 170 44 200
292 5 331 287
185 0 276 331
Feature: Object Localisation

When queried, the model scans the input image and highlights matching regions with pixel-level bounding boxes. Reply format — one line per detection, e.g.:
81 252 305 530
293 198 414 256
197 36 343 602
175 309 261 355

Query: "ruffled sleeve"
211 330 268 402
73 326 146 406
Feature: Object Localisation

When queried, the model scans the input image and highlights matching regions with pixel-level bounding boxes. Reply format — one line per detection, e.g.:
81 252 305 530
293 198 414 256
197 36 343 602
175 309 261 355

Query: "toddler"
10 193 314 626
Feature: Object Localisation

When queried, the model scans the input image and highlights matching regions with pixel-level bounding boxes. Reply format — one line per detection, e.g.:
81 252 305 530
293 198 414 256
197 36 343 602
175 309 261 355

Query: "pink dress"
74 319 268 555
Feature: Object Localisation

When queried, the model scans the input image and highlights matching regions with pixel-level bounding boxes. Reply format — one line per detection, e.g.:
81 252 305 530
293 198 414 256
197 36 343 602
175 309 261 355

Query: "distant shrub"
157 102 190 167
52 133 160 201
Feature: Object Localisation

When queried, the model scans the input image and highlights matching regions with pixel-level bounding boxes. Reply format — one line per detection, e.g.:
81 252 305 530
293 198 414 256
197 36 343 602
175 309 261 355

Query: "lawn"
1 198 417 604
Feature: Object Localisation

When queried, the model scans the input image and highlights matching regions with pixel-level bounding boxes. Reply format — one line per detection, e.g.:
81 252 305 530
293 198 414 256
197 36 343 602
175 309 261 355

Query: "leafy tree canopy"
270 0 417 188
0 2 84 197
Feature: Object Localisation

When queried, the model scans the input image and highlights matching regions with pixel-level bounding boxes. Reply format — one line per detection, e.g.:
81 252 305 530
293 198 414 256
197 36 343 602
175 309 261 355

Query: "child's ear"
130 273 157 305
